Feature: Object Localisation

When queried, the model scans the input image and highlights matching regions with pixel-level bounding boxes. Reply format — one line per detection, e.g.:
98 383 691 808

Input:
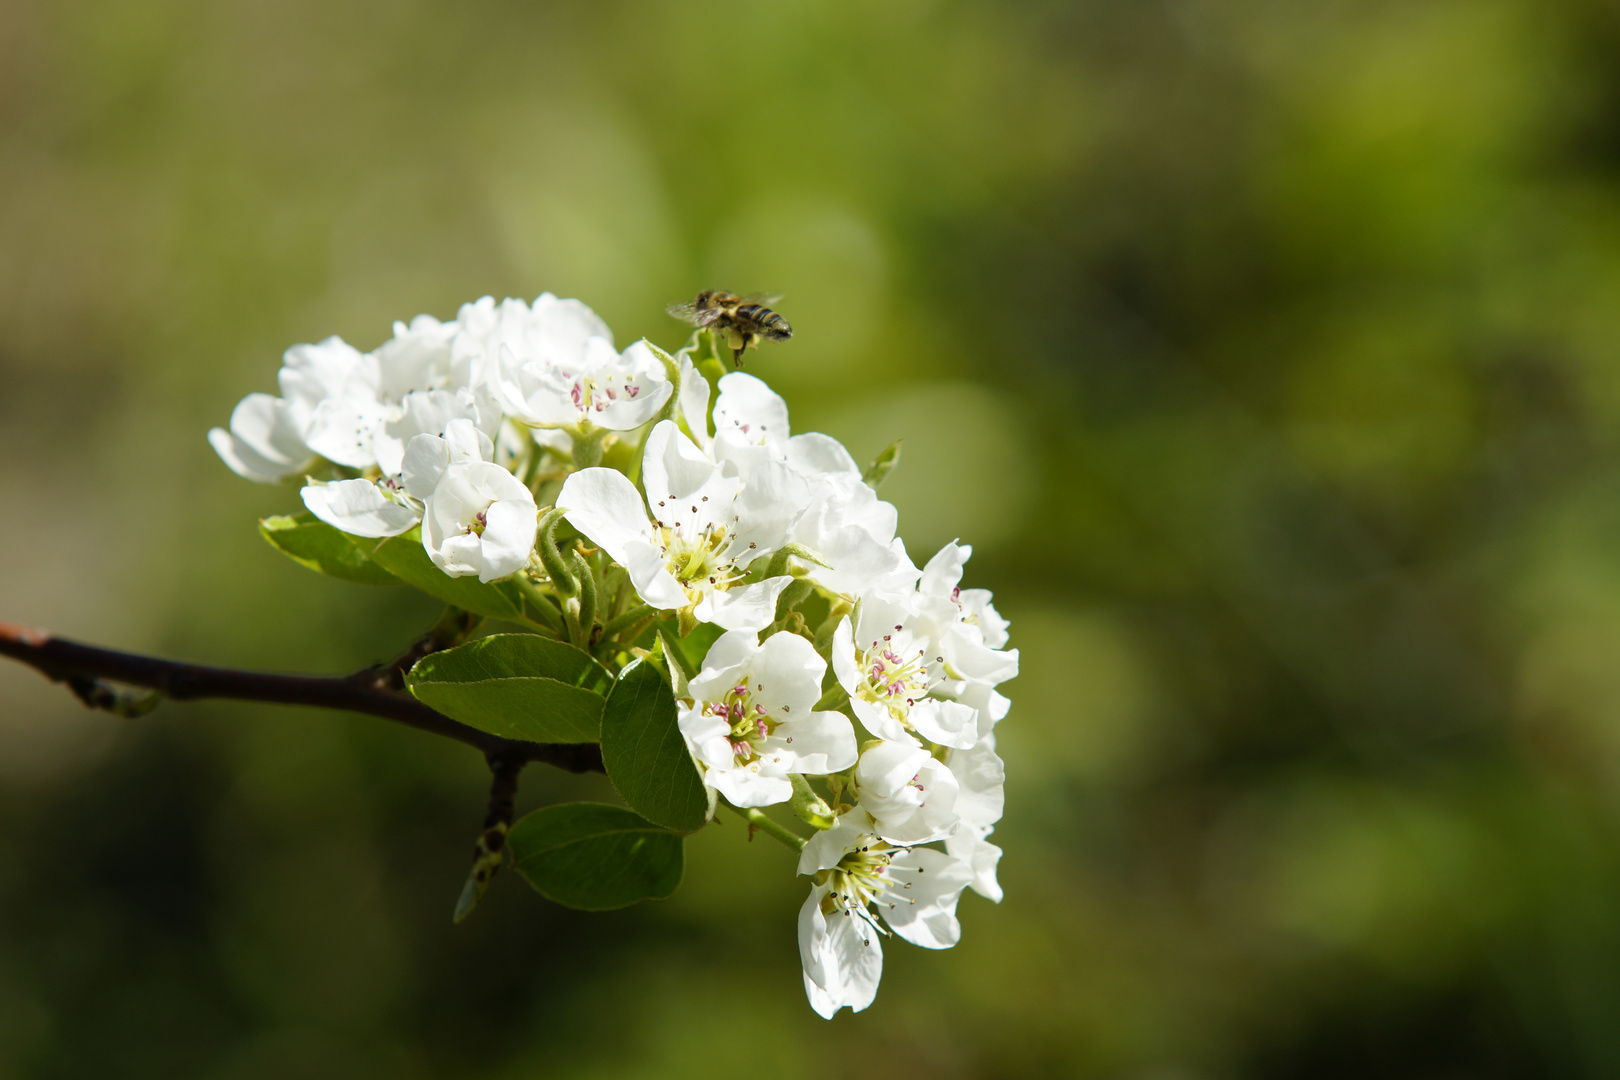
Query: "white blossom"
796 814 974 1018
209 336 370 482
301 418 492 539
678 629 856 808
451 293 613 393
208 392 314 483
493 337 673 432
852 739 961 844
709 373 916 595
419 437 538 583
943 735 1007 902
558 420 798 631
831 593 979 750
300 478 419 538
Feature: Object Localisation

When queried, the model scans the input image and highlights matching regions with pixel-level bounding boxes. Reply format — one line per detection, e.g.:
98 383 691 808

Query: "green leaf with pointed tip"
368 528 526 620
862 439 902 489
258 513 401 586
508 802 683 911
601 658 709 833
406 634 610 743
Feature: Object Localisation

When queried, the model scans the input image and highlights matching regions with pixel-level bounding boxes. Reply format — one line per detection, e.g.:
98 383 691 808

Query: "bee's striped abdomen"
737 303 793 340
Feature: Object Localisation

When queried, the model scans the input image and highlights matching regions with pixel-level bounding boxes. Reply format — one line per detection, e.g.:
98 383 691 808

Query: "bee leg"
731 347 746 368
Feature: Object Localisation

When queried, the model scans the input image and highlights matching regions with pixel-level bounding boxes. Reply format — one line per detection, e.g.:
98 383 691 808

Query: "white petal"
697 576 791 632
798 886 883 1017
401 432 451 500
677 355 712 451
785 432 860 479
830 617 858 694
301 479 419 538
797 815 870 875
209 427 302 483
855 741 935 799
622 542 690 611
908 700 979 750
750 631 826 712
558 468 654 565
771 712 857 775
850 696 915 746
688 629 760 700
708 768 792 809
880 847 973 949
643 420 727 504
223 393 310 469
476 498 539 582
919 541 971 599
714 371 790 446
303 396 386 469
947 739 1005 829
443 417 491 463
946 824 1004 903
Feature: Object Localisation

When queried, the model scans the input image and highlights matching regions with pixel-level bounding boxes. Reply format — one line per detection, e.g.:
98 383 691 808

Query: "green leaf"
258 513 401 586
406 634 611 743
368 528 527 620
601 658 709 833
508 802 683 911
862 439 902 489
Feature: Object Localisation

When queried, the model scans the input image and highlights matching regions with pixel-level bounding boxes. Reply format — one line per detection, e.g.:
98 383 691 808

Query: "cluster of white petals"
210 292 1015 1017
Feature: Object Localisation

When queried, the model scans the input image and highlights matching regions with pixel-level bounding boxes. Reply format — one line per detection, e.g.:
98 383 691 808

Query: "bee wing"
741 291 784 305
666 301 721 327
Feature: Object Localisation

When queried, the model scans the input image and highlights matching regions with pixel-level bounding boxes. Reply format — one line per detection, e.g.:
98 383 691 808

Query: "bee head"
695 289 713 305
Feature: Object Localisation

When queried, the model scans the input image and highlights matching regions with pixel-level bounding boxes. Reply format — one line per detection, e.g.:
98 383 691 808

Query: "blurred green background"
6 0 1620 1075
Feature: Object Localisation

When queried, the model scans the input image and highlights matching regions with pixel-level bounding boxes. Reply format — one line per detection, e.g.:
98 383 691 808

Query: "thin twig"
0 621 604 774
720 798 807 852
454 750 526 922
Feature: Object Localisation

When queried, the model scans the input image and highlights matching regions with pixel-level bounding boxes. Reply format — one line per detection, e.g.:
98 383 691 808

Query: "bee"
667 290 793 367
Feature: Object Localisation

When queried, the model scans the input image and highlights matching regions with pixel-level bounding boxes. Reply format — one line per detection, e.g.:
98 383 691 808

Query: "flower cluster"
210 292 1016 1017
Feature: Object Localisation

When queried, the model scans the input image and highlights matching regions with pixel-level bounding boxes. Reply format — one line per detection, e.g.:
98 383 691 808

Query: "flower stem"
600 604 656 641
721 799 806 851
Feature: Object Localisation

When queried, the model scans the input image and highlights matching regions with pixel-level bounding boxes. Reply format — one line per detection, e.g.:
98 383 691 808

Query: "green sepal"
761 543 829 583
368 528 527 620
536 508 576 596
654 627 694 705
600 658 709 833
508 802 683 911
571 427 607 469
259 513 401 586
406 634 612 743
862 439 902 489
789 775 837 830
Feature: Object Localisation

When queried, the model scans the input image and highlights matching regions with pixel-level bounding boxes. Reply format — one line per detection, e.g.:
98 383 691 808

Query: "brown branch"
0 621 604 774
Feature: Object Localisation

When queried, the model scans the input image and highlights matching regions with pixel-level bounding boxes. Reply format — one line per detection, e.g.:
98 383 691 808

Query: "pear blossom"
300 478 420 538
558 420 798 631
709 373 916 595
797 814 974 1018
678 629 857 808
302 418 493 539
418 428 538 582
916 542 1019 685
301 318 502 474
451 292 614 391
851 739 961 844
209 336 370 482
942 735 1007 902
831 594 979 750
492 337 673 432
208 392 314 483
210 289 1015 1021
